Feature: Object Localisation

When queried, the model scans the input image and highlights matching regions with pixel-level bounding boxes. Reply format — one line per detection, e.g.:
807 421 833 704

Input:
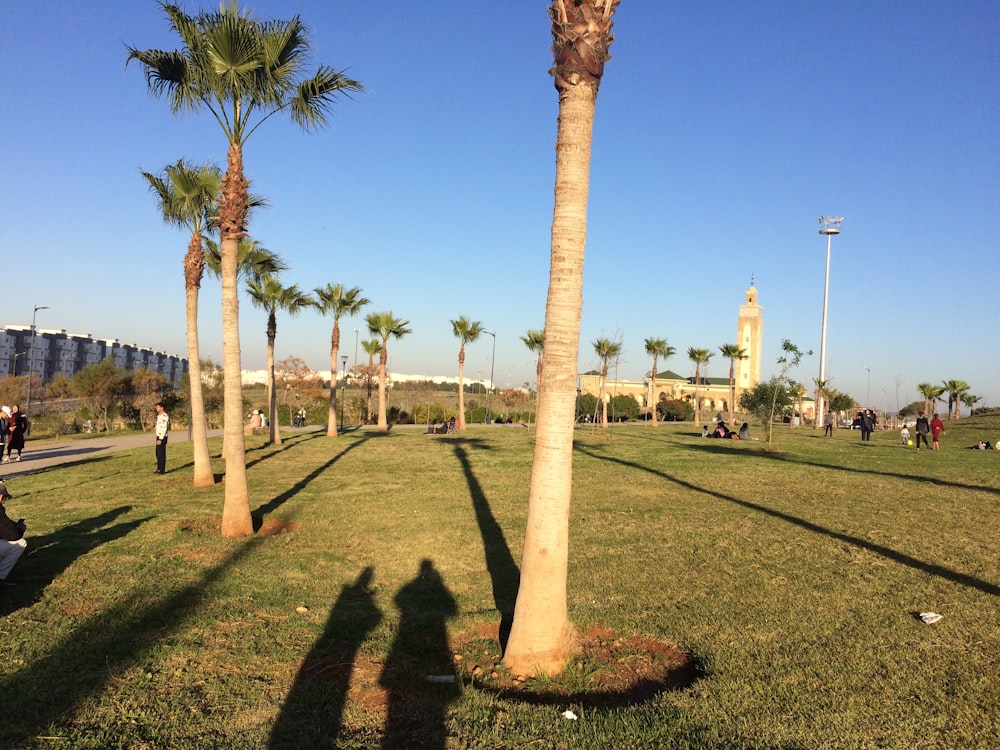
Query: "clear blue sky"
2 2 997 409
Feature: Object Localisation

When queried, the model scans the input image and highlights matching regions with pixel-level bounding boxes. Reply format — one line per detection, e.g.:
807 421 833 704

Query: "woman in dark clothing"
5 405 26 462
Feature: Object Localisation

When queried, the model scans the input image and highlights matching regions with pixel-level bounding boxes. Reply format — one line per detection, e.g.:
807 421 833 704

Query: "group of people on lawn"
702 417 752 440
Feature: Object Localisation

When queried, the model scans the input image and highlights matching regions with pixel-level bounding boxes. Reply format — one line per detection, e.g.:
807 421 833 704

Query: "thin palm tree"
687 347 715 427
644 337 673 427
142 158 220 487
521 330 545 387
128 3 363 538
592 338 622 427
521 330 545 426
916 382 944 418
246 276 313 445
314 285 370 437
365 312 412 433
503 0 620 678
942 379 970 420
960 392 980 417
360 338 381 424
451 317 484 431
718 343 747 426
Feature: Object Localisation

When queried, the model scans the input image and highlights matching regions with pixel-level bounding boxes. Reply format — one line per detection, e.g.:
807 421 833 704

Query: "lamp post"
25 304 49 435
816 216 841 429
340 355 349 431
865 367 871 408
483 330 496 423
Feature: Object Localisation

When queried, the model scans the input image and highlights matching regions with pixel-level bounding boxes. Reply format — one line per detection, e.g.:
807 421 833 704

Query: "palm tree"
142 158 220 487
451 317 484 430
128 3 363 538
521 330 545 387
687 347 715 427
592 338 622 427
246 276 313 445
916 382 944 418
942 379 970 420
718 343 747 426
503 0 620 678
521 330 545 426
644 337 673 427
960 392 980 417
314 285 370 437
365 312 412 433
360 338 381 423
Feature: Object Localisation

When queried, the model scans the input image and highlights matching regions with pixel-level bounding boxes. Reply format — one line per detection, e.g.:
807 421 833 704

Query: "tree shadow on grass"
0 536 265 747
269 566 382 749
0 506 147 617
451 441 519 648
380 559 459 750
252 434 371 530
576 445 1000 598
679 437 1000 497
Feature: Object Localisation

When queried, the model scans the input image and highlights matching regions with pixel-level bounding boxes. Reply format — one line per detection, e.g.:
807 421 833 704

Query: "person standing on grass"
824 409 834 437
154 402 169 474
914 412 930 451
930 413 945 450
0 484 26 590
4 405 27 462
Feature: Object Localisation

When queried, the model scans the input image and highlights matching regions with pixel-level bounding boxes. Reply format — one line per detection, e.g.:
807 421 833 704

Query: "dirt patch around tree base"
451 622 703 709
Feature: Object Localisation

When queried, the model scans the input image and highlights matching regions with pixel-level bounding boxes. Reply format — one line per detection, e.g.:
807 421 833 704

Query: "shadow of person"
0 506 145 616
269 566 382 749
380 559 459 750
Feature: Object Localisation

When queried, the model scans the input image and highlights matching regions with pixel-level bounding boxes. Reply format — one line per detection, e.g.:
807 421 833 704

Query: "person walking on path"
930 413 945 450
0 484 26 590
4 405 27 462
154 402 169 474
914 412 930 451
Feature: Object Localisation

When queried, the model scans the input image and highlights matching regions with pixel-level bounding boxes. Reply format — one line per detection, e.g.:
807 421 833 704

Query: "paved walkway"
0 429 223 481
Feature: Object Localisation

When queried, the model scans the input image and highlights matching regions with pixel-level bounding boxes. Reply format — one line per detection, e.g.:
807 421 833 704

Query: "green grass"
1 416 999 748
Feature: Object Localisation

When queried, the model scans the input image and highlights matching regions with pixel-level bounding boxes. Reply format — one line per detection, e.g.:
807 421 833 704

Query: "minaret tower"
735 278 763 397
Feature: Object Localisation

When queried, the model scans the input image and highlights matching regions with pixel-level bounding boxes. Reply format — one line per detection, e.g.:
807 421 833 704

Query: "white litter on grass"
295 606 310 614
561 710 578 720
919 612 943 624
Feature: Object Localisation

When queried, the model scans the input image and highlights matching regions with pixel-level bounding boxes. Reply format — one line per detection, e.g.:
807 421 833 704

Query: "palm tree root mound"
452 623 703 708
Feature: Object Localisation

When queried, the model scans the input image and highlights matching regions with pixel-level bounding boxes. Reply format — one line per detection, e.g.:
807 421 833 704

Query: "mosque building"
579 282 771 418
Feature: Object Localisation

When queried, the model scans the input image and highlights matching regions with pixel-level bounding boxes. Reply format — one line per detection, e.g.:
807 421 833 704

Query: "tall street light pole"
25 304 50 434
817 216 842 429
340 355 349 431
484 330 496 424
865 367 871 408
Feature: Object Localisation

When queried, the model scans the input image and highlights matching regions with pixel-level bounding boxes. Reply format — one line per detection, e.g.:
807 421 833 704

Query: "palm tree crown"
687 347 715 427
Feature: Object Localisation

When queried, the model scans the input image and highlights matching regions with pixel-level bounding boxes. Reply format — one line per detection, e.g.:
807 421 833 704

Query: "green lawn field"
1 415 998 748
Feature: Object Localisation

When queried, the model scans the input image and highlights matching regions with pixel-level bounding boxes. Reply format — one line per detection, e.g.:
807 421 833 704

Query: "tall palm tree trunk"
693 366 701 427
650 361 659 427
327 324 340 437
599 366 609 427
458 346 466 429
504 69 597 677
728 361 736 425
184 236 215 487
219 144 253 538
266 314 281 445
377 348 388 433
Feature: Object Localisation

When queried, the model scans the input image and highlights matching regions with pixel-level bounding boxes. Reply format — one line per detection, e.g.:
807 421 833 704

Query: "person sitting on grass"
967 440 993 450
0 483 26 591
738 422 752 440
